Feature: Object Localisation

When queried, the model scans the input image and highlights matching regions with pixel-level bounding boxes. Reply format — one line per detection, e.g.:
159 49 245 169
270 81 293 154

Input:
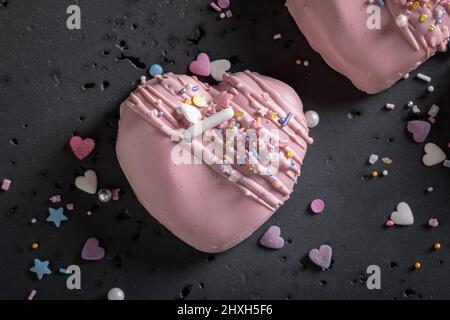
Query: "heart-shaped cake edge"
116 71 313 253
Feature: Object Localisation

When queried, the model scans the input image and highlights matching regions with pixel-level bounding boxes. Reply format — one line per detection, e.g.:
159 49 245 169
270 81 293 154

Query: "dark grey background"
0 0 449 300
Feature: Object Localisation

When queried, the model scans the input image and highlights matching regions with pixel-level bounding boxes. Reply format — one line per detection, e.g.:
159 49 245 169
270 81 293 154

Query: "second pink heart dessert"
287 0 450 93
116 71 313 253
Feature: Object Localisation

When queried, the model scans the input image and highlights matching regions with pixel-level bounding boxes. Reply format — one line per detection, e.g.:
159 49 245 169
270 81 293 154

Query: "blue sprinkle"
30 259 52 280
192 85 200 92
179 88 187 94
280 112 293 128
148 64 163 77
377 0 384 6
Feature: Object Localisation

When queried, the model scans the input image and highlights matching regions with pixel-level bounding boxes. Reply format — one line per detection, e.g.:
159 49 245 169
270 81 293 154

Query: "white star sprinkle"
258 107 269 117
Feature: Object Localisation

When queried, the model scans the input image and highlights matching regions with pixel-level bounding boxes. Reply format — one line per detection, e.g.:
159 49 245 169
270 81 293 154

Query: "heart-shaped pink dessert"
116 71 313 253
287 0 450 93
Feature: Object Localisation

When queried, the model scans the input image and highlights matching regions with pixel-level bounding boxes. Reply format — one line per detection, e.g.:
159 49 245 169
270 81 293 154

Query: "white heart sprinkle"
210 59 231 82
390 202 414 226
423 143 446 167
178 104 202 124
75 170 98 195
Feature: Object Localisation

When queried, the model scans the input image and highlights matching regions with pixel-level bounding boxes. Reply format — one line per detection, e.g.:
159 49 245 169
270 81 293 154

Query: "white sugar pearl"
407 101 414 107
305 110 320 128
396 14 408 27
427 85 434 93
107 288 125 300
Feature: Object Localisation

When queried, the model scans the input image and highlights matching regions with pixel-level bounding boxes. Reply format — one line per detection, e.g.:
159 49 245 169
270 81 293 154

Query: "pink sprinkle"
310 199 325 214
428 116 436 124
111 188 121 201
385 103 395 110
385 220 395 227
27 289 37 300
225 10 233 18
66 203 75 211
1 179 11 191
218 0 231 9
210 2 222 12
49 195 61 203
428 218 439 228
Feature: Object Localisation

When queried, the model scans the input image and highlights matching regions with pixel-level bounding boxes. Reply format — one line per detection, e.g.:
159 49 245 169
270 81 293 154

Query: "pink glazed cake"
116 71 313 253
287 0 450 93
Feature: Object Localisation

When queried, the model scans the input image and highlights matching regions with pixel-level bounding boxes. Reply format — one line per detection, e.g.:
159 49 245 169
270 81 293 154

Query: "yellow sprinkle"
429 24 436 31
419 14 428 23
412 1 420 10
271 112 278 119
286 150 294 158
434 243 442 250
235 111 244 117
184 98 192 105
192 95 207 108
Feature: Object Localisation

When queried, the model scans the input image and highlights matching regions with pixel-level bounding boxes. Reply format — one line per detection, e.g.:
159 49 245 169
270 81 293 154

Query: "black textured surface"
0 0 449 300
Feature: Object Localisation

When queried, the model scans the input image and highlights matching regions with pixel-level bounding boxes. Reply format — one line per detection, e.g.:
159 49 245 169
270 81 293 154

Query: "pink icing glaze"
287 0 450 94
116 71 312 253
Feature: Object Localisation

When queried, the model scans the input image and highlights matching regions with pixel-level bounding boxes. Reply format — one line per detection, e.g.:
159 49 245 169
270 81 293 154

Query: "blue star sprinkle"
46 207 68 228
29 259 52 280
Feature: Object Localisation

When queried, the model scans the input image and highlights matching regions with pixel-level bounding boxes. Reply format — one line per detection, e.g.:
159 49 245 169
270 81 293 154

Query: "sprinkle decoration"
107 287 125 300
29 259 52 280
46 207 68 228
259 226 285 249
27 290 37 300
390 202 414 226
310 199 325 214
189 53 211 77
69 136 96 161
81 237 106 261
428 218 440 228
308 245 333 270
75 170 98 194
1 179 11 191
407 120 431 143
148 64 163 77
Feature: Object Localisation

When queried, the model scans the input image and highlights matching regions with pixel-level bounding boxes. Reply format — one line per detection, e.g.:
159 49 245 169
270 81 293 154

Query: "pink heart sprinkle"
406 120 431 143
70 136 96 160
259 226 285 249
310 199 325 214
189 53 211 77
81 237 105 261
308 245 332 270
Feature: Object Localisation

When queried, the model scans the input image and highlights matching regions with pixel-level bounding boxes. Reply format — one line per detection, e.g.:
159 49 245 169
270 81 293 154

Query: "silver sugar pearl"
107 287 125 300
97 189 112 203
